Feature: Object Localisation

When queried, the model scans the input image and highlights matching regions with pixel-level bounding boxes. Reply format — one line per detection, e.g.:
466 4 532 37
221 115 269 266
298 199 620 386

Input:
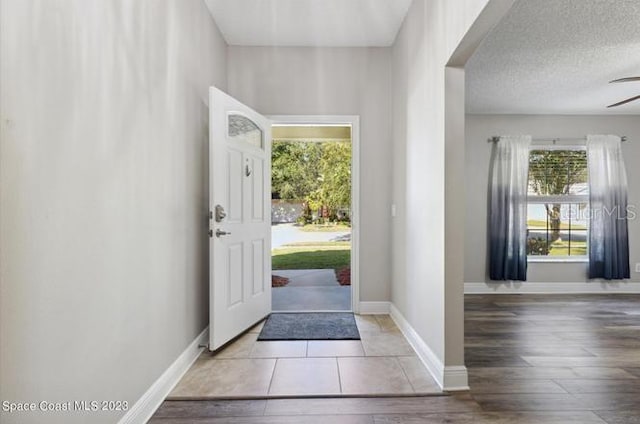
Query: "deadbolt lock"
214 205 227 222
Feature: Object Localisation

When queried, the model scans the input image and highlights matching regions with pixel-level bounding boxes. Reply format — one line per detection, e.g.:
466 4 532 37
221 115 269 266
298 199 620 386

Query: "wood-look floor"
151 294 640 423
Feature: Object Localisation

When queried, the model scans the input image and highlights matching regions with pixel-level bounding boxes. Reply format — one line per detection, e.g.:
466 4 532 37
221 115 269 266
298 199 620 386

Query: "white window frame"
527 145 589 263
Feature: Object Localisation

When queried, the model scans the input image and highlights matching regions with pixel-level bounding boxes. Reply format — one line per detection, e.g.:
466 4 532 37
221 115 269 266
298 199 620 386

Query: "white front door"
209 87 272 350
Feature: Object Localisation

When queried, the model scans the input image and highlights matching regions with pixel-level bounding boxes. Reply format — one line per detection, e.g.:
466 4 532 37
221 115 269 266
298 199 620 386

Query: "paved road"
271 223 351 249
528 230 587 242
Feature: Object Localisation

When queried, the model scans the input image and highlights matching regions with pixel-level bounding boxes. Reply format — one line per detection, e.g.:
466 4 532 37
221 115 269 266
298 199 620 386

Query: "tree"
528 150 587 242
271 140 352 222
308 142 351 218
271 141 322 200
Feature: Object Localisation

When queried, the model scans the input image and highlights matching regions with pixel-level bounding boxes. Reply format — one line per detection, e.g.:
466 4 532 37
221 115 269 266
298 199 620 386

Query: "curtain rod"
489 136 628 143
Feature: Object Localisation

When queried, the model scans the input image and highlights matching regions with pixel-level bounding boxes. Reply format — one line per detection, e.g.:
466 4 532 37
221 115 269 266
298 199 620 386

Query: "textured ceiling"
204 0 412 47
466 0 640 114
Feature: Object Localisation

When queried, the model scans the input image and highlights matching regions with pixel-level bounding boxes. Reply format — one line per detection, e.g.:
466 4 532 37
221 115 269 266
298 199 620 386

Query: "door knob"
215 229 231 238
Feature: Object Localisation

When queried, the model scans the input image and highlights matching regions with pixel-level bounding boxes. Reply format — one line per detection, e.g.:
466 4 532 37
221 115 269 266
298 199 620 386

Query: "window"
228 114 263 149
527 148 588 259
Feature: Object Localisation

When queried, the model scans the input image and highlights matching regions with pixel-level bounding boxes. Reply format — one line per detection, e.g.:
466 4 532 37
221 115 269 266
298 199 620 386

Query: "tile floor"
169 314 442 399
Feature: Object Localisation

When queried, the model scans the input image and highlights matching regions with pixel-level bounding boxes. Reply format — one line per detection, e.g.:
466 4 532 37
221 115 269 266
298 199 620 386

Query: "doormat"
257 313 360 341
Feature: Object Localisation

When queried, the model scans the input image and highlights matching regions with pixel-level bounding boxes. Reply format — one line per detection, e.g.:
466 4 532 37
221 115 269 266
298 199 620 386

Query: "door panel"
209 87 272 350
227 243 244 307
252 239 265 296
251 157 264 221
227 150 243 224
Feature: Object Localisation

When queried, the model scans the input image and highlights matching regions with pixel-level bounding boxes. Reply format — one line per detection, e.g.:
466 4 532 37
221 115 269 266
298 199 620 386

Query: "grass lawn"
527 219 587 230
299 223 351 232
549 240 587 256
527 219 588 256
272 241 350 270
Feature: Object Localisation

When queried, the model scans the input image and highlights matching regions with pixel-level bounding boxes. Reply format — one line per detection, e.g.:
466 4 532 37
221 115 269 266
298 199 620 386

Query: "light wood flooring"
151 294 640 423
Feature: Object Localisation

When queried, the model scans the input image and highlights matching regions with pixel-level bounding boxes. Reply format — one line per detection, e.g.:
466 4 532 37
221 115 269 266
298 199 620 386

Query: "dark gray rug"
257 313 360 341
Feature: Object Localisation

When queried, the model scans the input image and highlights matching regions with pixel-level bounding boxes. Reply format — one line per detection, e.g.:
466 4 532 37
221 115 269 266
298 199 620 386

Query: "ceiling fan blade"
607 94 640 108
609 77 640 83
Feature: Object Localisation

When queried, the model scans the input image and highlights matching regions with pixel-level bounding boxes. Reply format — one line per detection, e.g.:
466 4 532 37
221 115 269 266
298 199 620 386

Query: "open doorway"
269 117 359 312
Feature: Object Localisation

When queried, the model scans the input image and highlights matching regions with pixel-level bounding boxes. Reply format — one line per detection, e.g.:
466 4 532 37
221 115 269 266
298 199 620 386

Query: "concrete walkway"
275 269 339 287
272 268 351 311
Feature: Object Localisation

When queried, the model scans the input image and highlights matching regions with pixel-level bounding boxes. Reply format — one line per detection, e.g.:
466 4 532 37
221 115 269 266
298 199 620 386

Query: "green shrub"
527 237 549 255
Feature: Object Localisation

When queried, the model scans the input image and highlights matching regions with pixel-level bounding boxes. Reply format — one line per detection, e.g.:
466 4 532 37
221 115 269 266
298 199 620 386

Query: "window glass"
528 150 588 197
229 114 262 149
527 203 588 257
527 149 589 259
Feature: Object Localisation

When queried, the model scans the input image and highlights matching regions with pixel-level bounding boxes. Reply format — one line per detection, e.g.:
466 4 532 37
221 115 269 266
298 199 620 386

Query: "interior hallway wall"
0 1 227 423
465 114 640 285
391 0 502 382
227 46 393 303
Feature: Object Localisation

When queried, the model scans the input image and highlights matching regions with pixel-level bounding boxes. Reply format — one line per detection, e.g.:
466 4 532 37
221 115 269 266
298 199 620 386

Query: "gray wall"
0 1 227 423
227 46 393 302
391 0 493 372
465 114 640 284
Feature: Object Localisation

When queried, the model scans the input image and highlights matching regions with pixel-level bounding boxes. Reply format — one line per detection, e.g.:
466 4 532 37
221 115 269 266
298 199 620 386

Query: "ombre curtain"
587 135 630 280
489 136 531 281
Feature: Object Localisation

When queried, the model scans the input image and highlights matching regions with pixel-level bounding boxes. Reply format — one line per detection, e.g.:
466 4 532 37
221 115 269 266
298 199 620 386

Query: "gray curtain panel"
489 136 531 281
587 135 630 280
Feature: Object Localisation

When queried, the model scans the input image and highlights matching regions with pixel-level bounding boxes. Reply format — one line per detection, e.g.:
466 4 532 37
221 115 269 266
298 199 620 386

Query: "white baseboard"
388 303 444 389
465 281 640 294
118 327 208 424
443 366 470 391
389 304 469 392
358 301 390 315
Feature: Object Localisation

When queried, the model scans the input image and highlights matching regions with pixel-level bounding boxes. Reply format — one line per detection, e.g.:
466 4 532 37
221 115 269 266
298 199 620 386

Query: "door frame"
268 115 361 314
